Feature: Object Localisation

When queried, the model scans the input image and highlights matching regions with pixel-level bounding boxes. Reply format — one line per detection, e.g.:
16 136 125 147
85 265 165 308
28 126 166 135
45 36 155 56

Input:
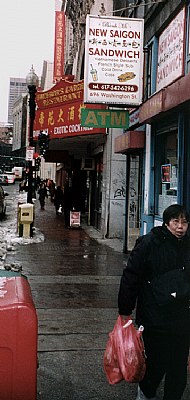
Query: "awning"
41 133 106 163
114 130 145 154
139 73 190 124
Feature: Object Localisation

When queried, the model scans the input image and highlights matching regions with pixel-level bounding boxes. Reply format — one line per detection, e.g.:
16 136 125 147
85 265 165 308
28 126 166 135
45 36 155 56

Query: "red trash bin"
0 275 38 400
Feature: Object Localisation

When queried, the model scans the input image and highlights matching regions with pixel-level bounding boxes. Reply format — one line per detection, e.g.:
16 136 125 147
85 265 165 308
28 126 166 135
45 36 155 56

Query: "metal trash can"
0 273 38 399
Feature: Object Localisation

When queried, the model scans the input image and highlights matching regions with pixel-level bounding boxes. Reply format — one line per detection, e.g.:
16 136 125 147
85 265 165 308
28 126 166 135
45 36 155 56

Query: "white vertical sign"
84 15 144 106
26 146 35 161
156 7 185 91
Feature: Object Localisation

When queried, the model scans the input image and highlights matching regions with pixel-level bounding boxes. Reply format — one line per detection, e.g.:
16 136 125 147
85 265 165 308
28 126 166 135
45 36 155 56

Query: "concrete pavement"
4 191 190 400
5 194 131 400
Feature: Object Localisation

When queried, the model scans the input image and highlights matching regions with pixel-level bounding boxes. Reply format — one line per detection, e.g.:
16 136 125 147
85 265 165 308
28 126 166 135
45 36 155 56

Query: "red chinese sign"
53 11 65 82
161 164 171 183
33 79 106 139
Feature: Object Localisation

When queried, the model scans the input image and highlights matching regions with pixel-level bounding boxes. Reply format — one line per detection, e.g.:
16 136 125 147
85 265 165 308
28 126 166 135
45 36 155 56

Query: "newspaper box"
19 204 34 238
70 211 81 228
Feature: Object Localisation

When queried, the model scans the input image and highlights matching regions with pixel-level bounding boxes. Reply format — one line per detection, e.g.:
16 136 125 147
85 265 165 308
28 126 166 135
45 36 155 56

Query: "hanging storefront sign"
128 108 140 128
33 79 106 139
81 108 129 128
84 15 144 106
53 10 65 82
156 7 185 91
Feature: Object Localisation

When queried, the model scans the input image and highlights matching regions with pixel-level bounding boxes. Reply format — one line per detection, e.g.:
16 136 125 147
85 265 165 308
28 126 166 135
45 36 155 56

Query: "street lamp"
26 65 39 203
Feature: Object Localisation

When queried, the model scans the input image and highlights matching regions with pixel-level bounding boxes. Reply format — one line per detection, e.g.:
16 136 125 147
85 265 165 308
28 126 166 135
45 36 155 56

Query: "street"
1 182 190 400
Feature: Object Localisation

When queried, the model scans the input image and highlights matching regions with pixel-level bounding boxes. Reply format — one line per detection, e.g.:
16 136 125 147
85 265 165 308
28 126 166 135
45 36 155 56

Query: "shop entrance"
125 154 142 252
89 154 103 230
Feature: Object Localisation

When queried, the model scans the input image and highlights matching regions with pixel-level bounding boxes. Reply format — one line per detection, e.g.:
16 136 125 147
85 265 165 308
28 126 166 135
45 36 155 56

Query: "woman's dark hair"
163 204 190 225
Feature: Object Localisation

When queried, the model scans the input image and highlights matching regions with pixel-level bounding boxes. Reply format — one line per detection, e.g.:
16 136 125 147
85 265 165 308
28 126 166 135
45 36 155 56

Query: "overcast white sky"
0 0 56 123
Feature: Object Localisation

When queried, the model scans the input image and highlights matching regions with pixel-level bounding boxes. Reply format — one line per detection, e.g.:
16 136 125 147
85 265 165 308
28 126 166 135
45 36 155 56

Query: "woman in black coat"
118 204 190 400
54 186 64 215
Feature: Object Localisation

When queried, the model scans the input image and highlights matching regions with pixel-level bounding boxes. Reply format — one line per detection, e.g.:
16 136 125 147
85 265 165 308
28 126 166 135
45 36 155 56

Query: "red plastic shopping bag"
103 316 146 384
103 321 123 384
114 316 146 382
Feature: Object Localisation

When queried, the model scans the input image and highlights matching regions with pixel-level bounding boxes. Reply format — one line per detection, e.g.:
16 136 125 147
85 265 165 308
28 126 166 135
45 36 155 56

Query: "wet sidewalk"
5 196 190 400
5 196 132 400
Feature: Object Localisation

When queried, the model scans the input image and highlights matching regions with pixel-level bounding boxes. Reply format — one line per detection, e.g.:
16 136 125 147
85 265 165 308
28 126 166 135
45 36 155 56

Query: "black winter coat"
118 225 190 333
54 188 64 207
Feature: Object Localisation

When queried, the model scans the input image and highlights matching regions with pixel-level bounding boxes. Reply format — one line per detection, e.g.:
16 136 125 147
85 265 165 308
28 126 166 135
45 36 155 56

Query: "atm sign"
81 109 129 128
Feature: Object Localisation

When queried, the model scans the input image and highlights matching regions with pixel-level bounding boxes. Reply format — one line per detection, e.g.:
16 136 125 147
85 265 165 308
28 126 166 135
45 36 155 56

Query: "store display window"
155 128 178 217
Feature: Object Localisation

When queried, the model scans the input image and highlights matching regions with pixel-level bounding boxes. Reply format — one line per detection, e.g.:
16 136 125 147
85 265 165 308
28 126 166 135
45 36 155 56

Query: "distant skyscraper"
7 78 27 124
40 60 54 91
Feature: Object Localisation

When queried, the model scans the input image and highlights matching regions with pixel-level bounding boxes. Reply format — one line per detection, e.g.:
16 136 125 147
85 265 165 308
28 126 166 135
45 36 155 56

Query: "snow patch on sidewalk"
0 191 44 267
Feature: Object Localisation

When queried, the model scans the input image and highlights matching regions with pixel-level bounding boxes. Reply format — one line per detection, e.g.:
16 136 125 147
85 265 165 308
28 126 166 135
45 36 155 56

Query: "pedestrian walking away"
63 181 73 227
54 185 64 215
38 182 48 210
49 180 56 202
118 204 190 400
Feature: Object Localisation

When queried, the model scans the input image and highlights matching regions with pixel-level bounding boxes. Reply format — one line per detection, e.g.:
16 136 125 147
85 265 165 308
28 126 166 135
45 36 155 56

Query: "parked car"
4 171 15 184
0 185 8 218
0 174 8 186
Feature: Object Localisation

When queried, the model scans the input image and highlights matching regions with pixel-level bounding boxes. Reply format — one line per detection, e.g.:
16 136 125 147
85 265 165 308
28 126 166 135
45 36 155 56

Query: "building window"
143 37 158 101
155 127 178 217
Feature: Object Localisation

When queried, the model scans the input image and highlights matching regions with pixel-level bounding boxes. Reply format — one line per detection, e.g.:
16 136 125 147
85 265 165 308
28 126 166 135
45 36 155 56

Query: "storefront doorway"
154 125 178 216
93 154 103 230
125 154 142 251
